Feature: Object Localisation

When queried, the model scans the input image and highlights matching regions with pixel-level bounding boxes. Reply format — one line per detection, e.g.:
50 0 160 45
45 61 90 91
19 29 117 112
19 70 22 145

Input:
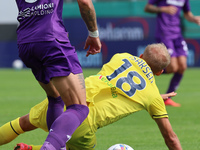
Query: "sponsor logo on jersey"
167 0 185 7
18 3 54 20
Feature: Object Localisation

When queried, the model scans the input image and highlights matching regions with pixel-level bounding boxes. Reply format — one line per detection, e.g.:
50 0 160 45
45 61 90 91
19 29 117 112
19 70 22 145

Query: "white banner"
0 0 18 24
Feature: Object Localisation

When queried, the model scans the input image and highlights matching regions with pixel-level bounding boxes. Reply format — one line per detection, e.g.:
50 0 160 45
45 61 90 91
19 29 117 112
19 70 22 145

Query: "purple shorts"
18 39 83 84
156 36 188 57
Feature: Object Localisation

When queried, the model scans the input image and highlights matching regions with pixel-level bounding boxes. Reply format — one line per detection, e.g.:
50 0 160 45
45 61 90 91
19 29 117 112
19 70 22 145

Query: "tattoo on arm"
80 7 97 31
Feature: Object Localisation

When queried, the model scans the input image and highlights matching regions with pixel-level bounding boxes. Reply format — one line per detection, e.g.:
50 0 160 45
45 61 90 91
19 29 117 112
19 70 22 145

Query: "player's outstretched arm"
77 0 101 57
144 4 177 15
184 11 200 25
155 118 182 150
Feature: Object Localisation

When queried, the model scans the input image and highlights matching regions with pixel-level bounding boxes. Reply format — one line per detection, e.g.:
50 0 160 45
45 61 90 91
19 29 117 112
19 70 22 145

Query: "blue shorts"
156 36 188 57
18 39 83 84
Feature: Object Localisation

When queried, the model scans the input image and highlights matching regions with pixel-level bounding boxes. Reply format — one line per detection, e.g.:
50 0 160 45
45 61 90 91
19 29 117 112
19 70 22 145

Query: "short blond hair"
142 43 170 74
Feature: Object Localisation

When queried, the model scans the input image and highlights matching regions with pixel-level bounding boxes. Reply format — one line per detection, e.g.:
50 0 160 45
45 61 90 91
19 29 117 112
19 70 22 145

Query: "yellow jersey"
85 53 168 132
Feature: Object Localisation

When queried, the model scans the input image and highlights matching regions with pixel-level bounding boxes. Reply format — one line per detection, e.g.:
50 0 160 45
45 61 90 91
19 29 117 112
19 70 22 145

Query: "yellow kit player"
0 43 182 150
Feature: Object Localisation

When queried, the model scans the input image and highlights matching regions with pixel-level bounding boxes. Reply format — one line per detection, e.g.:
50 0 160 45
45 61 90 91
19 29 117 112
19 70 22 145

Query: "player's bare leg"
19 115 37 132
165 57 179 73
39 73 88 150
164 56 186 107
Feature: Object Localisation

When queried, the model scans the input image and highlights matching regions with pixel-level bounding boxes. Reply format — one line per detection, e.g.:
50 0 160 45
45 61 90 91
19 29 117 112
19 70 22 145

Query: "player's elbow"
144 4 152 13
165 135 177 145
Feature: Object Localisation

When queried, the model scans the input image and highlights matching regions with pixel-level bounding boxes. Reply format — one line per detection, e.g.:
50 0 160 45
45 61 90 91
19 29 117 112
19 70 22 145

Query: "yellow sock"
31 145 42 150
0 117 24 145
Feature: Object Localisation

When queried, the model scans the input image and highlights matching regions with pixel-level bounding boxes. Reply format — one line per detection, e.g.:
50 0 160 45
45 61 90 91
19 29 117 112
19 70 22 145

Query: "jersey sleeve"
147 96 168 119
148 0 159 5
183 0 190 12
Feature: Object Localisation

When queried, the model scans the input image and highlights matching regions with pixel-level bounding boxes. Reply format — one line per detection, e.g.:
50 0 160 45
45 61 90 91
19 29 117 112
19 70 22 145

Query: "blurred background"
1 0 200 68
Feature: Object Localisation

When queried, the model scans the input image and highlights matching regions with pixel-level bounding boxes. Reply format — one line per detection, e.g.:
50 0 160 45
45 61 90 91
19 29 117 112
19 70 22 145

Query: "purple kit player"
15 0 101 150
144 0 200 107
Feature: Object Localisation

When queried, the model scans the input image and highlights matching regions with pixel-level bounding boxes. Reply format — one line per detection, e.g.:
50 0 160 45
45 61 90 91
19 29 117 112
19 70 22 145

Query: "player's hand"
160 6 177 15
84 36 101 57
193 16 200 25
161 92 177 100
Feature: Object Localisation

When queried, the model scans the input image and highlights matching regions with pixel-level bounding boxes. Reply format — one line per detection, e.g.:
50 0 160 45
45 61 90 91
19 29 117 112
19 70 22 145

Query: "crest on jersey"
25 0 37 3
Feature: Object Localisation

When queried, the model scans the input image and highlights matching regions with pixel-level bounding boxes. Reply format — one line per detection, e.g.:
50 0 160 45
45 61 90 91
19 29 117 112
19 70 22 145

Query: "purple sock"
47 96 64 130
41 104 89 150
166 73 183 93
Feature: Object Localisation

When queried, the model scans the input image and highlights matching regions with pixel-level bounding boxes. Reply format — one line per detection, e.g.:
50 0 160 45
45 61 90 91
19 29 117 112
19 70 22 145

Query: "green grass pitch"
0 68 200 150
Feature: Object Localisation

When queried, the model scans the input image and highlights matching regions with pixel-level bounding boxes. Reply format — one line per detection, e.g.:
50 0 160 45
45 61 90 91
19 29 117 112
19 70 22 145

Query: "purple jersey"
148 0 190 39
15 0 69 44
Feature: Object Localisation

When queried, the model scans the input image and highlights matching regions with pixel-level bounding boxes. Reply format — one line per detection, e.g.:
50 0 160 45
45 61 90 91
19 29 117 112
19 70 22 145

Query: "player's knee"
178 64 187 74
166 66 178 73
178 68 186 74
